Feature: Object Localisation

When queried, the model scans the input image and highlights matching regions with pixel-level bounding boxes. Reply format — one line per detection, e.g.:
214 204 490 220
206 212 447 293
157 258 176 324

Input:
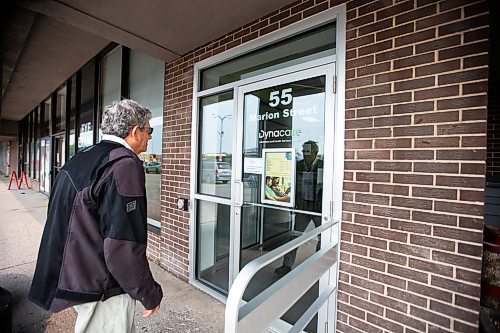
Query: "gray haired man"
29 99 162 332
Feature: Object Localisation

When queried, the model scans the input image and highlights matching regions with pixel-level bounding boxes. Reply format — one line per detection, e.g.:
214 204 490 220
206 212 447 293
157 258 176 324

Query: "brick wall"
341 1 488 332
161 0 489 331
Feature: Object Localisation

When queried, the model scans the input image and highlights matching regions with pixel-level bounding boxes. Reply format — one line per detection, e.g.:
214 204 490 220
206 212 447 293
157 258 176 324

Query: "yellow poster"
262 148 295 207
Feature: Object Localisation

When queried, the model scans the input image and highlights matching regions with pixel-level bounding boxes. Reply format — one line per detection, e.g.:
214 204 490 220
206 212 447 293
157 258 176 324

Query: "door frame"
188 5 347 331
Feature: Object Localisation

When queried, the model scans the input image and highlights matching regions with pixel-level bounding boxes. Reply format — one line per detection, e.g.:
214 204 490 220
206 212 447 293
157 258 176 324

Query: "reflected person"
275 140 323 275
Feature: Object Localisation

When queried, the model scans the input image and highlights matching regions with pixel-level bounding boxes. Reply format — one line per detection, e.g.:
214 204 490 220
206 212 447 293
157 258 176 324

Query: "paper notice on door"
244 157 263 174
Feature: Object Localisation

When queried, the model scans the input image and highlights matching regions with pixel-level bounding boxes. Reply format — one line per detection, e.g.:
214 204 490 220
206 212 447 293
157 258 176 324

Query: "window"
79 60 96 149
129 49 164 227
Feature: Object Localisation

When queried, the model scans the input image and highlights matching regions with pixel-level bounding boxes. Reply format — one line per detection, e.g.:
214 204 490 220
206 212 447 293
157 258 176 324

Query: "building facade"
1 0 495 332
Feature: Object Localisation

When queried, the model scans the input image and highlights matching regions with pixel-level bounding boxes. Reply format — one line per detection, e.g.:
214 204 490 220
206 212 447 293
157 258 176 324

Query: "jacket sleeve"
98 157 163 309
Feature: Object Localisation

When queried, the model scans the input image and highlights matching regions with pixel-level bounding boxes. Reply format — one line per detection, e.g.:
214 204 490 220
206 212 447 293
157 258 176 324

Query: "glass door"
194 64 337 332
233 65 335 332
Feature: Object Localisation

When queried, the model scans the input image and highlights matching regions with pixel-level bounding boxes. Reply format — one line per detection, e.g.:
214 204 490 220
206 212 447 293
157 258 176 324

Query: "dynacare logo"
258 129 302 140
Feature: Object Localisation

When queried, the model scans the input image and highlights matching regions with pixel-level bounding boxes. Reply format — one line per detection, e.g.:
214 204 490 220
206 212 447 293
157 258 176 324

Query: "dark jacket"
29 140 162 312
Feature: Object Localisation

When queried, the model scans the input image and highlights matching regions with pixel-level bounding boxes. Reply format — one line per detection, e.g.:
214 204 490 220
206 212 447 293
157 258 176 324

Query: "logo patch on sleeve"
126 200 137 213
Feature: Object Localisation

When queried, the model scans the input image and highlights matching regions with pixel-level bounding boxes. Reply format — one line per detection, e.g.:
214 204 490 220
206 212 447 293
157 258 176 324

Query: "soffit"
2 0 296 121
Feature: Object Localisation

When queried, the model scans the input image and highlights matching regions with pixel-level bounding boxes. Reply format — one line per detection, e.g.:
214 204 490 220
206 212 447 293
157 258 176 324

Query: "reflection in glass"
240 76 326 332
201 23 336 90
129 49 164 224
196 201 230 294
55 86 66 134
68 75 77 158
79 60 95 149
198 92 233 198
41 99 51 137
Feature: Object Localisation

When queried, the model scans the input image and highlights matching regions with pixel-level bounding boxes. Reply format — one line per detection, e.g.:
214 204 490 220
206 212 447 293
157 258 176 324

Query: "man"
29 99 162 332
275 140 323 275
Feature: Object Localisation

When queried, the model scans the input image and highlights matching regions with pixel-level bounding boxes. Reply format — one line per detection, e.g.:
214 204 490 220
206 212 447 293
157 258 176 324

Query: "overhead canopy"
1 0 296 122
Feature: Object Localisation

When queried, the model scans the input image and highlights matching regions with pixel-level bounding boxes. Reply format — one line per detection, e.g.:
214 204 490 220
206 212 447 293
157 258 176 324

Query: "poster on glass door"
261 148 295 207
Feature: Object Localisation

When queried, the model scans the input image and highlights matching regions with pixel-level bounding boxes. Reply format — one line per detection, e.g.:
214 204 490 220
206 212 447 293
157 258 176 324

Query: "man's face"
302 144 317 163
138 124 152 154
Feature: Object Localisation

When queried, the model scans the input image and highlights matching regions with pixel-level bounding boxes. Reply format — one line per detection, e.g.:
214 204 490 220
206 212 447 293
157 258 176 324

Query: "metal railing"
225 219 339 333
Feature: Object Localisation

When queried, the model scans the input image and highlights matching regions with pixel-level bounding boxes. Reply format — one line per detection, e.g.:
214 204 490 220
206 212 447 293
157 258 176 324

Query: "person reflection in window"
275 140 323 276
265 176 290 202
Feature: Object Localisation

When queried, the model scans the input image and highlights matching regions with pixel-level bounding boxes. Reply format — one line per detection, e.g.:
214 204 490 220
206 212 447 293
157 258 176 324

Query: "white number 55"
269 88 293 107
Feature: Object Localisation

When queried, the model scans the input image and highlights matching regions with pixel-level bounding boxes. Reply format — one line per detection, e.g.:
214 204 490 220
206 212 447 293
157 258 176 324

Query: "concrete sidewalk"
0 173 225 333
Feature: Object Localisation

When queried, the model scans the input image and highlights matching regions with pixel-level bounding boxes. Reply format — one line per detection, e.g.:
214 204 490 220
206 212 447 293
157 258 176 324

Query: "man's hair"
303 140 319 153
101 99 152 138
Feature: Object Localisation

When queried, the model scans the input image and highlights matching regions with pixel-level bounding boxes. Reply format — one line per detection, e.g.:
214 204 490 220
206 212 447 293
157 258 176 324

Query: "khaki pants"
73 293 136 333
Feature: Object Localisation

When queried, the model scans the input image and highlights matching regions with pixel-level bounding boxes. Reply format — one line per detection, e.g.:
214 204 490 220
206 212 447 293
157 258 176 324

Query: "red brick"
387 286 427 307
357 84 392 97
414 162 459 174
458 243 482 257
396 28 436 47
408 282 452 302
436 149 486 161
359 40 394 56
374 115 412 127
437 95 488 110
344 161 372 171
393 173 433 185
396 4 437 25
410 306 451 328
375 46 414 63
414 136 460 148
437 123 487 136
455 295 480 312
338 301 366 320
438 14 488 37
411 234 455 251
431 275 481 297
415 59 461 77
416 8 461 30
359 18 394 36
376 23 414 41
394 52 435 69
375 68 413 84
351 275 385 294
439 41 489 61
374 138 412 149
438 68 489 85
353 234 387 250
456 268 481 284
354 214 389 227
461 163 485 175
393 125 434 137
409 258 454 277
416 35 461 54
393 101 434 114
460 189 485 201
347 34 375 50
346 75 374 89
371 227 408 242
374 92 412 105
464 54 489 68
355 193 390 205
434 226 482 243
412 186 457 200
370 248 407 265
389 242 430 259
342 220 370 234
367 313 404 333
374 162 412 172
395 77 435 92
357 105 391 117
357 128 392 138
351 295 385 316
414 85 459 101
377 1 415 20
387 308 427 331
370 293 408 313
373 206 410 219
347 317 383 333
435 200 483 216
373 184 409 196
393 150 435 160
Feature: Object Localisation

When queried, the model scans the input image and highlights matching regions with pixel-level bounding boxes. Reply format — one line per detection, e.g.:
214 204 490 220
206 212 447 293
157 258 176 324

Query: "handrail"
225 219 338 333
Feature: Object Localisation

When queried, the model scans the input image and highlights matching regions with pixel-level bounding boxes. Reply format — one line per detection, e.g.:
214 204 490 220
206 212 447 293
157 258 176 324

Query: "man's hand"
143 304 160 317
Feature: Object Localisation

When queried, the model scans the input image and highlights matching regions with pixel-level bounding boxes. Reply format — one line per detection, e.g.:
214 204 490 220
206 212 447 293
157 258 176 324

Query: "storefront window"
55 86 66 134
129 49 164 226
68 75 77 158
41 98 51 138
102 47 122 107
79 60 95 149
